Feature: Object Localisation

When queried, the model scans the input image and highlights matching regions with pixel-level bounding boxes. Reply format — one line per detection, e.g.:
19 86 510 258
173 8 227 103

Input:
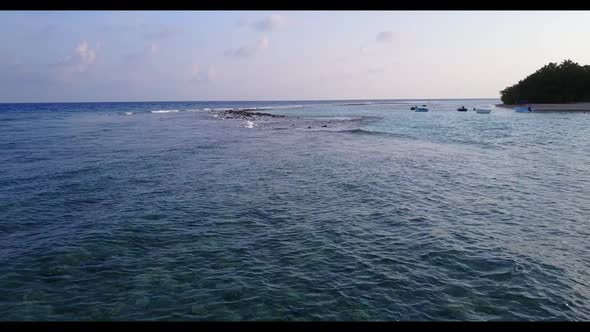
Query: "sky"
1 11 589 102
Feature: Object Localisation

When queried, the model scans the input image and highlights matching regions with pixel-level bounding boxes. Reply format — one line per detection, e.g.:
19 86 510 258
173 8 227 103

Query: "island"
497 60 590 111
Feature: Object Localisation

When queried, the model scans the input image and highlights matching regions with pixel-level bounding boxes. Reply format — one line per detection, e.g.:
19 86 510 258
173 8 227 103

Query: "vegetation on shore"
500 60 590 104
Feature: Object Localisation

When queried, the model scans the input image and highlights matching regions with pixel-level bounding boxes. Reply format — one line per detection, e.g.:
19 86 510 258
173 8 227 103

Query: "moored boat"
457 106 468 112
515 106 534 112
475 108 492 114
415 105 429 112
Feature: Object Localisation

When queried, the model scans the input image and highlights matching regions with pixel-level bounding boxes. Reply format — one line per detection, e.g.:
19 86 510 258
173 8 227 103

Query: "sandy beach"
496 103 590 112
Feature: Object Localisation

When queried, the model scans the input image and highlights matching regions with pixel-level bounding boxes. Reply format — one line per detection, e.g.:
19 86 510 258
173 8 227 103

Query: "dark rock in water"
321 125 328 127
308 126 311 129
215 108 286 121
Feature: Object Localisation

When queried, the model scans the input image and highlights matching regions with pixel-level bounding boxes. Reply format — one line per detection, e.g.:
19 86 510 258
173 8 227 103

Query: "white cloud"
368 65 387 74
245 14 286 32
376 30 394 43
55 41 98 81
125 43 159 63
74 41 96 66
143 26 181 41
101 23 181 41
225 37 269 58
0 40 100 91
359 31 394 56
236 18 249 27
149 43 159 54
257 37 269 50
25 24 60 40
190 63 216 83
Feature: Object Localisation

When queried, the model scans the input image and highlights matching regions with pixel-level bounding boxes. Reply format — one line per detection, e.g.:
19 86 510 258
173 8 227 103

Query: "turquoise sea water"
1 99 589 320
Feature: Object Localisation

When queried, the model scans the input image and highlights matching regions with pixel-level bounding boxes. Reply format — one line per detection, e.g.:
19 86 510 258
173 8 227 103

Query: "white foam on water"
210 105 303 112
151 110 180 114
124 112 134 115
307 116 355 121
244 120 256 128
255 105 304 110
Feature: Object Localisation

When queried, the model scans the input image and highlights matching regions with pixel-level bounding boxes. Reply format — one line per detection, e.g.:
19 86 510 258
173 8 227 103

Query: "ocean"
1 99 589 320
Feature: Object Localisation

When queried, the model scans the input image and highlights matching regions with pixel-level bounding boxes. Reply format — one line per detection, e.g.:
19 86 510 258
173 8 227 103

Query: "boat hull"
476 109 491 114
515 107 534 112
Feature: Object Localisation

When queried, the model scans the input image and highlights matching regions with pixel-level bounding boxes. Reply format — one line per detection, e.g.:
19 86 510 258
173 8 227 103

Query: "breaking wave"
151 110 180 114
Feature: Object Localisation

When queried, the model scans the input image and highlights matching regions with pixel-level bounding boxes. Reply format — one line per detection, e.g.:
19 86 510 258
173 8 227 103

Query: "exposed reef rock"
214 108 286 120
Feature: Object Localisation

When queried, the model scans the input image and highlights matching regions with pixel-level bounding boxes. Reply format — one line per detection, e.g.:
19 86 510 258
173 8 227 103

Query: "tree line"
500 60 590 104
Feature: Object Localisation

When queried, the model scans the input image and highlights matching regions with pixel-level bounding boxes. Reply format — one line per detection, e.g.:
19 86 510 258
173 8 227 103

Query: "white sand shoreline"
496 103 590 112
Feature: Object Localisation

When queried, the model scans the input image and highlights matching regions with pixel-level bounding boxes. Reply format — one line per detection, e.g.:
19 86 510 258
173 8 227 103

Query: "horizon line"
0 97 501 105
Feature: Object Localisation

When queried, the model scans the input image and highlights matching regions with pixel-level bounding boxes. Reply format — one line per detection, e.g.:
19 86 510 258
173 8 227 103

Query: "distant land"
499 60 590 111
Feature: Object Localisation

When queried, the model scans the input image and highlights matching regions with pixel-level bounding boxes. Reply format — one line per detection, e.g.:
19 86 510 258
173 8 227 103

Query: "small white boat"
475 108 492 114
515 106 534 113
415 105 429 112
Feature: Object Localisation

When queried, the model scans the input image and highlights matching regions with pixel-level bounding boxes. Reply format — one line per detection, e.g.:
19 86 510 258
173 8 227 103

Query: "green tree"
500 60 590 104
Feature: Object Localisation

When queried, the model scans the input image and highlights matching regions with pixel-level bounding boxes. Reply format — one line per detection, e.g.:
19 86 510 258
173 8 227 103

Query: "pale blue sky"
1 11 589 102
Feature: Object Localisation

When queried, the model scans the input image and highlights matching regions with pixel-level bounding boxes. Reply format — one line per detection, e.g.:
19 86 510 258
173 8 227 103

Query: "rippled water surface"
1 99 589 320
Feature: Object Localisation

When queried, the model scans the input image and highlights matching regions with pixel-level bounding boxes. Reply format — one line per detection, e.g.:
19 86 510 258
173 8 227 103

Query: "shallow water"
1 99 589 320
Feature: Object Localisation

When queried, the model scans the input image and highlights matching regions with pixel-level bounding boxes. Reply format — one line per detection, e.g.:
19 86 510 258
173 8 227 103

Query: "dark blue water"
1 99 589 321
